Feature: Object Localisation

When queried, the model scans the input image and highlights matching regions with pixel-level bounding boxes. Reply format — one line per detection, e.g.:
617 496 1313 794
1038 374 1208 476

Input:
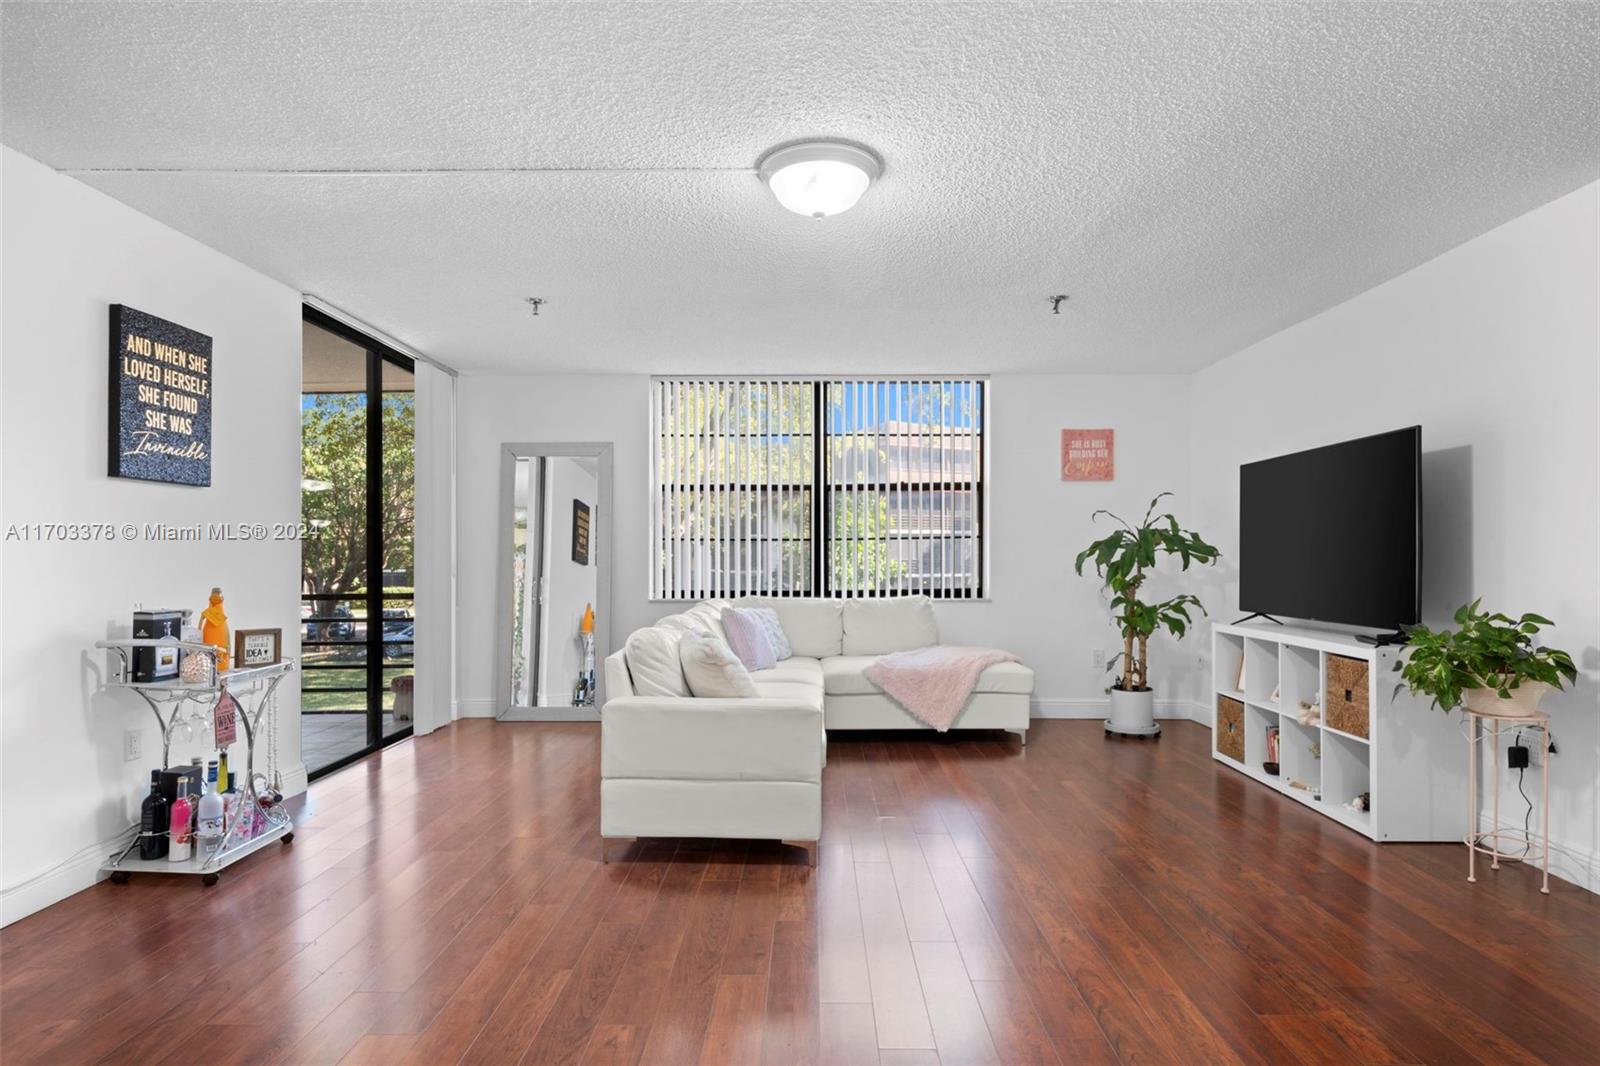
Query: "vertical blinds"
650 378 984 600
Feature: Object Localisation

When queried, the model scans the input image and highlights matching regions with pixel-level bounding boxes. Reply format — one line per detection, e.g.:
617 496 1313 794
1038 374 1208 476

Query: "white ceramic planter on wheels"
1106 686 1160 738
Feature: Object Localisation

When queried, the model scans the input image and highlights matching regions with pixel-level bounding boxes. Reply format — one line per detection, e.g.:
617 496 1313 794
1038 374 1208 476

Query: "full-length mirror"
498 443 613 719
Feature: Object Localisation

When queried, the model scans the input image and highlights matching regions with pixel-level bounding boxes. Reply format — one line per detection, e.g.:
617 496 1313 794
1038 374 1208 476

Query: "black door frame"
302 305 415 781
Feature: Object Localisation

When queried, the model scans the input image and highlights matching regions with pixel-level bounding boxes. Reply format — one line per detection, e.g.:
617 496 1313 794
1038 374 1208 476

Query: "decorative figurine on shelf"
1346 791 1370 813
1288 778 1322 801
179 609 212 683
180 652 212 685
201 587 230 672
1296 696 1321 727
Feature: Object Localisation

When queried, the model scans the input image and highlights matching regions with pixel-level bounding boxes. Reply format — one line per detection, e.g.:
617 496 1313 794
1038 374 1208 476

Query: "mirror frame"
496 441 614 720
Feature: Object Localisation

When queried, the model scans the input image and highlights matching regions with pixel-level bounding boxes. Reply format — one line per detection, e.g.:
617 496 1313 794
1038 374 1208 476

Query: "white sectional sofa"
599 597 1033 861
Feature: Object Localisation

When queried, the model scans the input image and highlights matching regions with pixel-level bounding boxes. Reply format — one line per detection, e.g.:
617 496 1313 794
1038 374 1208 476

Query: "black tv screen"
1239 427 1421 629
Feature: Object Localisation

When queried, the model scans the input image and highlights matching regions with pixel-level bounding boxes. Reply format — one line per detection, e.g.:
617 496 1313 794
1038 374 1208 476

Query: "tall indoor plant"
1399 599 1576 717
1075 493 1219 737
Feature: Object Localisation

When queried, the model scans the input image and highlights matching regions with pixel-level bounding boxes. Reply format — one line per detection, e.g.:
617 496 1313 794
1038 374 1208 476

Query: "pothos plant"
1398 599 1577 711
1074 494 1220 693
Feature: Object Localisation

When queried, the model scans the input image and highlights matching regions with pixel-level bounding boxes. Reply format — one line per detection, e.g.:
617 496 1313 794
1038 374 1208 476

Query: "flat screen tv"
1239 426 1421 630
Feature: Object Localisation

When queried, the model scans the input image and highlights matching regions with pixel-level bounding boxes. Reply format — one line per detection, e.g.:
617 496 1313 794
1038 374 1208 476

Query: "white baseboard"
1 827 134 928
280 762 309 799
456 697 498 718
498 706 600 722
1476 812 1598 896
3 758 310 928
1032 698 1210 725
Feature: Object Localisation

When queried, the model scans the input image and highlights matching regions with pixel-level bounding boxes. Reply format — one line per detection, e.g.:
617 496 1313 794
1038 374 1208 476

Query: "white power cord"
1 823 138 899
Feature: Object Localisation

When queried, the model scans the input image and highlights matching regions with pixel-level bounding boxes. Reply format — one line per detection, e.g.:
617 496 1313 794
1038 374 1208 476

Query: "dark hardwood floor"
3 719 1597 1065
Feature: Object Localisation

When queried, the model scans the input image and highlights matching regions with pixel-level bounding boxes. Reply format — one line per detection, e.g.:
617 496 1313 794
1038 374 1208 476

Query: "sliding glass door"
300 308 415 778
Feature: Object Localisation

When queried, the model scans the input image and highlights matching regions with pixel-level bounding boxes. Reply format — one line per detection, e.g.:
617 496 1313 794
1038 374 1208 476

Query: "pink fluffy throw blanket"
863 646 1020 731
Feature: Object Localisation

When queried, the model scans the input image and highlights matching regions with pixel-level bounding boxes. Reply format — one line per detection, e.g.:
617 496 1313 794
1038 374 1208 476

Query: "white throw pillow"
654 613 701 633
720 608 778 671
678 630 760 698
746 607 793 660
685 602 729 644
740 598 834 655
625 626 689 697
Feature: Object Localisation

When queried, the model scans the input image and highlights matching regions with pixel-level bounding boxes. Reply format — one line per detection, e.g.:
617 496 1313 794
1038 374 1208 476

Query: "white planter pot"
1464 680 1551 719
1106 687 1159 738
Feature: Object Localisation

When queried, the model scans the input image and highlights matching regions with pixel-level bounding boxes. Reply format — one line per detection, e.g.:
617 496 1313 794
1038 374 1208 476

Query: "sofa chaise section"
599 596 1034 860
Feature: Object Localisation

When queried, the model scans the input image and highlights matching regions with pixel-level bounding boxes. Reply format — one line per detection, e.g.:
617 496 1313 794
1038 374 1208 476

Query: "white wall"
1190 181 1600 891
412 362 457 734
454 373 1201 716
537 457 600 704
0 148 305 924
941 375 1206 714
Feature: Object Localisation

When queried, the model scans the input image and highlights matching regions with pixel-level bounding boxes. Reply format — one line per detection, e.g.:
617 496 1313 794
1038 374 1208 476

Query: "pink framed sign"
1061 428 1114 481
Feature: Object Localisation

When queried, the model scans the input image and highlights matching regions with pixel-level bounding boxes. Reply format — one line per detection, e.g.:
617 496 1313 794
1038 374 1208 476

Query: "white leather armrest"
603 695 823 719
601 696 825 783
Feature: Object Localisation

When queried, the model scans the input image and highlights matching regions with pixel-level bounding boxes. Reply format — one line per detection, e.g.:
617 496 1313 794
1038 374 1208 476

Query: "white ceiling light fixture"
757 140 882 219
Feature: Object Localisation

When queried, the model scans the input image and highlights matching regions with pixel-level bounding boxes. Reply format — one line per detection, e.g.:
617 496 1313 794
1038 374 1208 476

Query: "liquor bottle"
138 770 170 860
217 751 229 794
197 762 224 857
200 587 230 672
168 783 193 862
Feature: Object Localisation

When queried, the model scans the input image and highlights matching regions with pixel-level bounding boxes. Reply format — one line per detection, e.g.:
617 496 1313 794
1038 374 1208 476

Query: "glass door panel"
380 360 415 741
301 311 415 778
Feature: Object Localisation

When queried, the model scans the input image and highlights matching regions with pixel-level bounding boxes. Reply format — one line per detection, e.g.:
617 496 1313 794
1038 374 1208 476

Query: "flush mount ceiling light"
757 140 882 219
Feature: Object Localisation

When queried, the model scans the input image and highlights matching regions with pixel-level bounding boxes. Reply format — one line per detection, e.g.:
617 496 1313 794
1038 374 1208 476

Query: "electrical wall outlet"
1091 649 1106 670
123 728 142 763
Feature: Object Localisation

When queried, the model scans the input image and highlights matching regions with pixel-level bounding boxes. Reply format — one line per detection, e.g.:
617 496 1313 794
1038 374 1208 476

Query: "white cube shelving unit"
1211 621 1466 841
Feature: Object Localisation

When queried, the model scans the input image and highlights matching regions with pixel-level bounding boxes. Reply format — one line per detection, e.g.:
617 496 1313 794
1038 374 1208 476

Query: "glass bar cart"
96 638 296 886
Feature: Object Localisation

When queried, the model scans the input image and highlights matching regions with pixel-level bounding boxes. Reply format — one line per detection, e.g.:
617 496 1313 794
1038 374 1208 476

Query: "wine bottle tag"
214 690 240 746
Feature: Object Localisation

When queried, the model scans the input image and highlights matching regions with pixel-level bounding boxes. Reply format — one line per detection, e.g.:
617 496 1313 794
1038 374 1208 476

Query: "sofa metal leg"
783 840 818 867
600 836 635 864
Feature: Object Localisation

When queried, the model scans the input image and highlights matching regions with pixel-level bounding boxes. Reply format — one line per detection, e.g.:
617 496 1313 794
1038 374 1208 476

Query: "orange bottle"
201 587 230 672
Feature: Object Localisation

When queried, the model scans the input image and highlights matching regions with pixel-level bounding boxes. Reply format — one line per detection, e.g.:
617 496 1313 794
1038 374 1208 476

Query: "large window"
650 378 985 599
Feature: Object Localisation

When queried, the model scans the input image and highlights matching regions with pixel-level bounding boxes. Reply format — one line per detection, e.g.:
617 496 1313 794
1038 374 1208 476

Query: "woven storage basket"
1325 655 1370 738
1217 696 1245 762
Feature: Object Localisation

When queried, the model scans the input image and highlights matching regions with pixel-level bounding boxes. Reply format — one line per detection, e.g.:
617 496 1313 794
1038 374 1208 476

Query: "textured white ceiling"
4 2 1598 375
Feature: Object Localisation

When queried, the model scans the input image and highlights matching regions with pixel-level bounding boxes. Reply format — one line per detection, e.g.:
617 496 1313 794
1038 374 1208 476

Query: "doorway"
300 307 416 777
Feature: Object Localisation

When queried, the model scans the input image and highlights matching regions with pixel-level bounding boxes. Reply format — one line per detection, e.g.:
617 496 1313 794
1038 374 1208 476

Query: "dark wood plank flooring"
3 719 1597 1065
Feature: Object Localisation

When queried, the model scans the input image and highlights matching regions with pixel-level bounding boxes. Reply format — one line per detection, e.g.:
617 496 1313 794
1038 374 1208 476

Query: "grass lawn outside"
302 655 414 712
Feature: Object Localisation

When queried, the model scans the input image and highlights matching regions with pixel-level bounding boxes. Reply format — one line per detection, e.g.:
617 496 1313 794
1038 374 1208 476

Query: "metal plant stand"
96 639 296 886
1464 707 1551 894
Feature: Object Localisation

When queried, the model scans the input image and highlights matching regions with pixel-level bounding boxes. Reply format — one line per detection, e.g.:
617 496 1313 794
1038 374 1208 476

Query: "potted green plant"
1075 493 1219 737
1399 599 1576 717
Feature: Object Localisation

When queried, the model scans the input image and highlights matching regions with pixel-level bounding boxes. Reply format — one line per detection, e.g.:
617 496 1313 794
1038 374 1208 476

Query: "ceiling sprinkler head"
525 297 546 316
1050 295 1069 314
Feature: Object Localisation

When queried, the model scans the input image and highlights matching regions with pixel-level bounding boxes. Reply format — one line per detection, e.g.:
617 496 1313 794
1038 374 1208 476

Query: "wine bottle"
188 756 205 839
138 770 170 860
